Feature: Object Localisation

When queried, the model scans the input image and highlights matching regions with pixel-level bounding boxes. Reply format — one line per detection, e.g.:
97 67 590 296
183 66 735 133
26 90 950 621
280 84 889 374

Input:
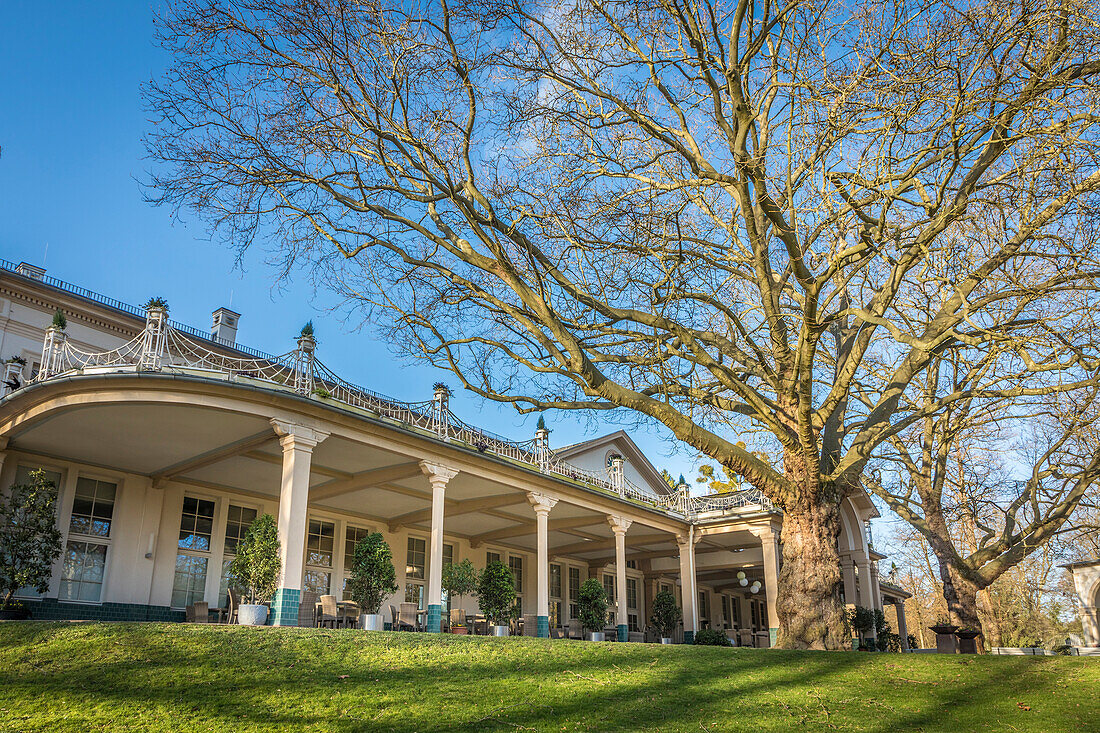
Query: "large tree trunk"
978 589 1003 647
775 499 848 649
939 560 987 654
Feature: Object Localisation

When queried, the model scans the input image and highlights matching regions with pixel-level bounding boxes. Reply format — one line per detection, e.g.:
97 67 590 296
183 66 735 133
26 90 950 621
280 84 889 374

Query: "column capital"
270 419 329 450
676 532 701 547
419 460 458 486
527 491 559 513
0 436 9 451
607 514 633 534
747 523 780 541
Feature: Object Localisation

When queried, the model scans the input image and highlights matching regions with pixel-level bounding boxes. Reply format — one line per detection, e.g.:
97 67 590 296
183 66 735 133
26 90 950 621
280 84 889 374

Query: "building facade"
0 258 905 645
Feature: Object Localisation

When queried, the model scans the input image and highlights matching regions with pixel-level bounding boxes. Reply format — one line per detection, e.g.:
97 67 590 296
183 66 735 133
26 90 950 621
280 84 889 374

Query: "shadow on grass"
0 623 1094 732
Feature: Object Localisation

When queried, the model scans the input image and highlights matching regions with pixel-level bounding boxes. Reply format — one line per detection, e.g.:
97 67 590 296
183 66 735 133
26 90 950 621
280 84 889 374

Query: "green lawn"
0 623 1095 732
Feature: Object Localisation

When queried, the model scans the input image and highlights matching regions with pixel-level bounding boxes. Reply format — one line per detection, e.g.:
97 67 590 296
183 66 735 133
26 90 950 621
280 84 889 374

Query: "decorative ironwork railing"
12 288 773 520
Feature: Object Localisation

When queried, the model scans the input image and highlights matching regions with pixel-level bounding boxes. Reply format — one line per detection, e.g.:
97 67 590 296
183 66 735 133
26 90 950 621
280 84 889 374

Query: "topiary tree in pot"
345 531 398 630
848 606 876 650
578 578 609 641
228 513 281 625
0 470 63 619
441 558 478 633
476 560 516 636
649 590 682 644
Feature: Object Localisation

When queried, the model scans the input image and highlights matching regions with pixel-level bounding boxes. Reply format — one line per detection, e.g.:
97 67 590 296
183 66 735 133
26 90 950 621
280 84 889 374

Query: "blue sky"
0 1 706 482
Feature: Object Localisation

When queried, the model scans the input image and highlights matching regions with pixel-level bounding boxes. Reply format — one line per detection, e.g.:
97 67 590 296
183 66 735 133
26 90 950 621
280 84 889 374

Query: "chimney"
211 307 241 345
16 262 46 280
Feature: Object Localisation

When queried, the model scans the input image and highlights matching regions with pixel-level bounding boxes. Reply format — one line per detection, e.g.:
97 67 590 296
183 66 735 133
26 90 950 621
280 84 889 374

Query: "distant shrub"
693 628 732 646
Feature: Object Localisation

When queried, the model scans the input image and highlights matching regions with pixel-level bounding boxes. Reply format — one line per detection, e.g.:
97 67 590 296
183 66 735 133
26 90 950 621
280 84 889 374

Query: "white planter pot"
360 613 384 631
237 604 268 626
660 637 673 645
490 625 510 637
587 631 605 642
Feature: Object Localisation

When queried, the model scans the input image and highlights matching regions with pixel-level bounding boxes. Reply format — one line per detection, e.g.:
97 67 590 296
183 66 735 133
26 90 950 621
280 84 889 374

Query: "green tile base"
270 587 300 627
537 615 549 638
769 627 778 648
617 623 629 641
21 598 183 622
683 630 694 644
426 603 441 633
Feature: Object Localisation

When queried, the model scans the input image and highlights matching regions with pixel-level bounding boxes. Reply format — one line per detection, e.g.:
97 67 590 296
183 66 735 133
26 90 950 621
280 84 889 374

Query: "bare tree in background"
145 0 1100 648
874 335 1100 650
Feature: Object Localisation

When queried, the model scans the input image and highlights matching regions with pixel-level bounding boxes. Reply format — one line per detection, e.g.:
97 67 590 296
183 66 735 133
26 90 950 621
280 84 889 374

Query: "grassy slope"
0 623 1095 732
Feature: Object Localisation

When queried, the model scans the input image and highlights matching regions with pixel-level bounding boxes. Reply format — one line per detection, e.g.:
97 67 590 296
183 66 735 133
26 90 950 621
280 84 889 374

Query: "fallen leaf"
1016 702 1031 711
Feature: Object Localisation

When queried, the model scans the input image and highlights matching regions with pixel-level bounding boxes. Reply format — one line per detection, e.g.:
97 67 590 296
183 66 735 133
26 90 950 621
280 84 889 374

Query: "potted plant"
476 560 516 636
848 606 876 650
345 531 398 631
930 617 959 654
228 514 281 625
649 589 682 644
0 470 63 620
578 578 608 641
955 626 981 654
442 558 478 634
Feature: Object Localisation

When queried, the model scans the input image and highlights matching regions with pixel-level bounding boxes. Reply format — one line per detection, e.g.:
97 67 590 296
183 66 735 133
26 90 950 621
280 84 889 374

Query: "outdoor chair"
185 601 209 623
297 591 319 628
550 626 564 640
317 595 343 629
449 608 465 632
522 614 538 637
398 602 421 631
567 619 583 640
342 600 361 628
215 588 239 624
628 632 644 643
471 613 488 635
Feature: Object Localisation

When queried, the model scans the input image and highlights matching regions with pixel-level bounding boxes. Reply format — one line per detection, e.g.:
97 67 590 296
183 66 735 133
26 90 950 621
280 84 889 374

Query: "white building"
0 258 906 644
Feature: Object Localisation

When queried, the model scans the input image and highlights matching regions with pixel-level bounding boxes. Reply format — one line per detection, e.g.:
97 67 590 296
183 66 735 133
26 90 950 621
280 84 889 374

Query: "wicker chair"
522 614 538 637
449 608 465 632
390 604 401 631
398 602 420 631
567 619 583 640
297 591 319 628
318 594 343 628
185 601 209 623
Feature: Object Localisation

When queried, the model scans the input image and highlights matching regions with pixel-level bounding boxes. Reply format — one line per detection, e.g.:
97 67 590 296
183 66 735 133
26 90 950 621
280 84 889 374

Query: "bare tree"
873 335 1100 651
145 0 1100 648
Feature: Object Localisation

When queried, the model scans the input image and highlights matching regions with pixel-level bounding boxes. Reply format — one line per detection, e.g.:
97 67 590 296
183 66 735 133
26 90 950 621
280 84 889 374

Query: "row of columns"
265 419 785 641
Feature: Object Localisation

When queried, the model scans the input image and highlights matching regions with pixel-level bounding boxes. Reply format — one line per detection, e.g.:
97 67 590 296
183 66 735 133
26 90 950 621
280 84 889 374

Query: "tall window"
442 543 454 610
486 550 501 566
68 477 116 538
568 567 581 620
603 574 616 625
59 477 117 603
626 577 639 632
304 519 335 596
732 595 741 627
405 536 426 607
172 496 214 607
698 590 711 626
509 555 524 604
342 525 373 598
721 595 731 629
60 541 107 602
750 598 759 628
219 504 257 602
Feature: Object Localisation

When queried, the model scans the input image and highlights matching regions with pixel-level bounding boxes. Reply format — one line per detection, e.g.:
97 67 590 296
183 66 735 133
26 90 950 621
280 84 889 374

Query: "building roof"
553 429 674 497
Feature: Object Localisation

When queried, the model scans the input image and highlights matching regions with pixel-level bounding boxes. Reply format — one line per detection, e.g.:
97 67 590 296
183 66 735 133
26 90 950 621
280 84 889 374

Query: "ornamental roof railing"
2 261 774 521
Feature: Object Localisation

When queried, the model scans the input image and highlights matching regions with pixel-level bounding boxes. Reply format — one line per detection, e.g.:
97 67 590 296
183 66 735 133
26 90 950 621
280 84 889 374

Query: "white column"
608 515 632 641
855 558 877 643
528 492 559 638
751 525 781 647
421 461 457 633
870 562 883 610
270 419 329 626
895 600 910 651
841 557 858 609
677 532 698 642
